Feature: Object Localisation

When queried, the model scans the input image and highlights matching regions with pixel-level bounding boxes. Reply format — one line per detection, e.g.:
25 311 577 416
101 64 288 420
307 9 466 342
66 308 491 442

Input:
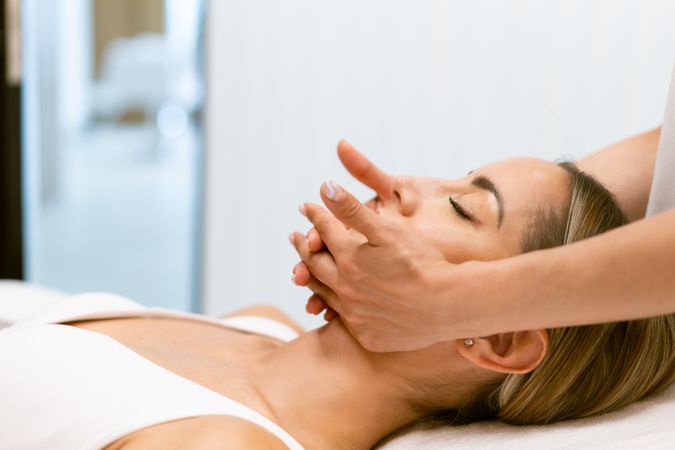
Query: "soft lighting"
157 105 188 137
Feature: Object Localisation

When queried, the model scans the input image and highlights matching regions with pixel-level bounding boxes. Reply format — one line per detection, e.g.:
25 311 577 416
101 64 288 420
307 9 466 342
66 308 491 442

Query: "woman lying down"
2 154 675 450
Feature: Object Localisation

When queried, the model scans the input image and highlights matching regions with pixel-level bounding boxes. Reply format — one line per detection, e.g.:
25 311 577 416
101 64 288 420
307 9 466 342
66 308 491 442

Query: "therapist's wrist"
475 249 560 336
429 259 506 341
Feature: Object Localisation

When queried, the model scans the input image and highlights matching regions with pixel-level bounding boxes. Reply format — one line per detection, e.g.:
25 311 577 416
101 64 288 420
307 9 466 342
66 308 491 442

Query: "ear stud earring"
463 338 474 348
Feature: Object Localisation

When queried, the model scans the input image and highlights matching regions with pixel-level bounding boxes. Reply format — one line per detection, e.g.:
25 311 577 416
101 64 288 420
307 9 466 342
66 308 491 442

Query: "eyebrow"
471 175 504 227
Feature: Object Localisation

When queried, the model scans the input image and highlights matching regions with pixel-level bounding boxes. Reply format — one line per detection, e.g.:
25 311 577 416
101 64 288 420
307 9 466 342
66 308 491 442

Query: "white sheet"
380 380 675 449
0 280 68 328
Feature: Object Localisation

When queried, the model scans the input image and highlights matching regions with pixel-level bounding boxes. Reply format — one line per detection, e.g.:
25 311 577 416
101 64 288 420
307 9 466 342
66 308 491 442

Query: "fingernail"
298 204 307 216
291 272 296 284
288 233 294 244
323 179 343 201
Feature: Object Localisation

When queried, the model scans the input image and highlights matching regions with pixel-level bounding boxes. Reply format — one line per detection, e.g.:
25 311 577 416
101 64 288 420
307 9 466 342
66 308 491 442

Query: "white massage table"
2 280 674 449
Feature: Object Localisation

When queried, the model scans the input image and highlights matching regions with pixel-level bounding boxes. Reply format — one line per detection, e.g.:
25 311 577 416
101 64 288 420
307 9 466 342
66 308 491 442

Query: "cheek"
410 221 483 263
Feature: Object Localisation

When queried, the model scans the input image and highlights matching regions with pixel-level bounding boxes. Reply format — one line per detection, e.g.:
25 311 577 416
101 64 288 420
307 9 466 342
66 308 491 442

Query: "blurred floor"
28 122 199 311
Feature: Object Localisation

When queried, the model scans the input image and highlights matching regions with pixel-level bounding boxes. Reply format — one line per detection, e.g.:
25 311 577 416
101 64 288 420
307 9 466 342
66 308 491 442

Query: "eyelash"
449 197 473 221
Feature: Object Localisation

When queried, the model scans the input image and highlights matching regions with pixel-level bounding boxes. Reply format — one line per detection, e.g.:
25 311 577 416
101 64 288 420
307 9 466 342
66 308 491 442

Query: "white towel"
0 280 68 327
380 383 675 449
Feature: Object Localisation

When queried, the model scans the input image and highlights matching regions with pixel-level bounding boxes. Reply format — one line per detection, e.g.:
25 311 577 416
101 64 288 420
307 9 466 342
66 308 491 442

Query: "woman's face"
373 157 570 262
352 158 570 406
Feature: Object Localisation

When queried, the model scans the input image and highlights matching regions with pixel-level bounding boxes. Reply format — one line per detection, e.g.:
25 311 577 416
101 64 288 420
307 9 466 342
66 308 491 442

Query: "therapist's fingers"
311 182 392 247
308 198 378 251
324 307 339 321
299 265 346 318
337 140 395 202
305 294 327 315
300 202 359 253
292 262 312 286
306 277 334 300
307 228 325 252
289 231 339 286
305 295 339 321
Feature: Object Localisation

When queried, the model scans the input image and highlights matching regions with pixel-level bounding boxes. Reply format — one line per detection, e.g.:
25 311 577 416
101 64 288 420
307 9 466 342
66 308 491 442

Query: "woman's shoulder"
112 415 289 450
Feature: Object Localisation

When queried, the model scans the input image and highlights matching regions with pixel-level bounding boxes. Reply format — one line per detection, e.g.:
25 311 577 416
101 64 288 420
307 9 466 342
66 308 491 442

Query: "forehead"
474 158 569 249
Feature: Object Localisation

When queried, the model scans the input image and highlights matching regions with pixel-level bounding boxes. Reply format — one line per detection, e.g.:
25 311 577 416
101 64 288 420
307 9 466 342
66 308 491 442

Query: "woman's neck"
248 319 452 450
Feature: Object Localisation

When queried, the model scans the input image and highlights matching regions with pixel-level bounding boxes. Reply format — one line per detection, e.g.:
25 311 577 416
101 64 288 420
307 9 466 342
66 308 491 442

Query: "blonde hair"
492 162 675 424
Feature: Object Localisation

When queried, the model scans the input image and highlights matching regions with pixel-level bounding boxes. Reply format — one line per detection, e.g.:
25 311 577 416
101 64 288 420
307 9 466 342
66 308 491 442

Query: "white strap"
218 315 300 342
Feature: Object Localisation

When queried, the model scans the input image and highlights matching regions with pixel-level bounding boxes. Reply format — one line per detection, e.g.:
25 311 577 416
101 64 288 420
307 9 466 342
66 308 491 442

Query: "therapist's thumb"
320 180 387 245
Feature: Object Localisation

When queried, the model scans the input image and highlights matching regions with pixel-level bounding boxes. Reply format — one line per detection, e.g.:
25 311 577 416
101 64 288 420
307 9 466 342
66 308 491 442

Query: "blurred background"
2 0 675 328
21 0 204 312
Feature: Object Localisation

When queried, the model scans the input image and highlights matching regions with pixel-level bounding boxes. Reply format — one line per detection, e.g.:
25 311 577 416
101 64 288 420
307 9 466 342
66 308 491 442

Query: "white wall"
204 0 675 328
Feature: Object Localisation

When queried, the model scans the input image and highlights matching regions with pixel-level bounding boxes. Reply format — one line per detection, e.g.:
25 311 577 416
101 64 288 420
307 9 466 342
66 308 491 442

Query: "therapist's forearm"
458 208 675 337
578 127 661 221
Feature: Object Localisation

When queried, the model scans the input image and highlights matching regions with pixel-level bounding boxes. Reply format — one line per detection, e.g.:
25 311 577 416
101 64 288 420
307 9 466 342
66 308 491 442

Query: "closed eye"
449 197 473 221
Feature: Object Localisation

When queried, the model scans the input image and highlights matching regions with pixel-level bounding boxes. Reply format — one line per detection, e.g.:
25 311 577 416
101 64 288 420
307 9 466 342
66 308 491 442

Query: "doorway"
21 0 205 311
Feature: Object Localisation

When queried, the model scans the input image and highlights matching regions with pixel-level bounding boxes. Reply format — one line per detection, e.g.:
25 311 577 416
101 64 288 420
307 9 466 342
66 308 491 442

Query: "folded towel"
0 280 68 326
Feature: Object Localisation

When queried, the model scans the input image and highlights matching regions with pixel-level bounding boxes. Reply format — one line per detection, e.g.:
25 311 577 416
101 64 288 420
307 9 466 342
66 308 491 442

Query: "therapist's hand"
294 141 396 316
291 183 453 352
304 140 396 251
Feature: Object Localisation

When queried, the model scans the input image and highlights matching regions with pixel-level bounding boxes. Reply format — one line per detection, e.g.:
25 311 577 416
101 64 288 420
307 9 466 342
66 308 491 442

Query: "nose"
392 176 421 216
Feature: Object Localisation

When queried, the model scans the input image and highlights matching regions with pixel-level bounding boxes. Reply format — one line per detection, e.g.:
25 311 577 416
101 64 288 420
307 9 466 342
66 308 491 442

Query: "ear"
456 330 549 375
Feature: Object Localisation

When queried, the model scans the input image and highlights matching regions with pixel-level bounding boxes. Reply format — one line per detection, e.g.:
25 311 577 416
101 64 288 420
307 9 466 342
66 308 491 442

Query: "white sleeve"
647 61 675 217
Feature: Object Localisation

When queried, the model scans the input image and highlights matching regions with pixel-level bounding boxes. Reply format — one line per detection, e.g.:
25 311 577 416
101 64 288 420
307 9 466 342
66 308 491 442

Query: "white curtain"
204 0 675 327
